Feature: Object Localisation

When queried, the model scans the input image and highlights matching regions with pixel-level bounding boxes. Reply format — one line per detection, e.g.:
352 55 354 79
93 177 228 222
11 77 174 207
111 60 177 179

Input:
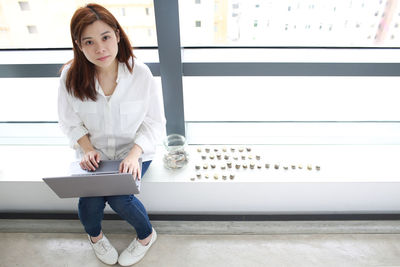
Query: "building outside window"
26 25 37 34
18 1 30 11
0 0 157 48
180 0 400 47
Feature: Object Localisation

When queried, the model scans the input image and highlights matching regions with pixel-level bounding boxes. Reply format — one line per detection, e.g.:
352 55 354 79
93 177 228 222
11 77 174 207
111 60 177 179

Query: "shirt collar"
95 60 130 95
95 78 102 96
116 60 132 83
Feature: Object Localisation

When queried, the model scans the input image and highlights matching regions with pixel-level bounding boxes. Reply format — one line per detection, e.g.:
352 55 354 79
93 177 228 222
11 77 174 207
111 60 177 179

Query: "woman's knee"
78 197 106 214
107 195 133 213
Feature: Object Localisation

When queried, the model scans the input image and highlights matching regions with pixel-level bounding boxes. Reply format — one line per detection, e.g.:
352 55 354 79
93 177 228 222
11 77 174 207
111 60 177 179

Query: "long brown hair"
63 3 134 101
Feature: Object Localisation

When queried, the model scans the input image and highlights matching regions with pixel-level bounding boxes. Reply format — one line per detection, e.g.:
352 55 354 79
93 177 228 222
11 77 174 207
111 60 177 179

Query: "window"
2 0 400 146
18 1 30 11
0 0 157 48
181 48 400 144
179 0 400 47
178 0 400 145
0 49 160 145
0 1 159 145
27 25 38 34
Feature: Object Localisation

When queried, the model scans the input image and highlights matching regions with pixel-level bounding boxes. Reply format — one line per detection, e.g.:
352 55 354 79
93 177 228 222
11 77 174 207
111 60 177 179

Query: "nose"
95 43 106 54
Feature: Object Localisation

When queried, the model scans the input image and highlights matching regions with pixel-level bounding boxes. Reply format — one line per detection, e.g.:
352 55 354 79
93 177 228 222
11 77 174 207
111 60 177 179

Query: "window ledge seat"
1 144 400 214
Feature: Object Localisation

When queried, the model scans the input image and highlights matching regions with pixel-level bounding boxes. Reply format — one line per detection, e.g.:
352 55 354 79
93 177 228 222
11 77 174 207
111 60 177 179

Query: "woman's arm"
58 67 89 149
133 75 167 157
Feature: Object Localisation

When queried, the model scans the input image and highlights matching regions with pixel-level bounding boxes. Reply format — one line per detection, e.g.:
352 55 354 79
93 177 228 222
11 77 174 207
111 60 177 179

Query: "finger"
137 168 141 181
81 160 88 170
80 162 85 170
131 167 137 180
119 162 123 173
95 153 101 164
89 155 98 169
123 163 129 174
128 166 133 175
84 162 91 171
86 159 95 171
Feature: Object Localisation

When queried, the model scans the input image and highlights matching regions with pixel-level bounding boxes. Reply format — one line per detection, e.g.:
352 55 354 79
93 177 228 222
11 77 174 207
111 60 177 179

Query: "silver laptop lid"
43 173 141 198
43 159 143 198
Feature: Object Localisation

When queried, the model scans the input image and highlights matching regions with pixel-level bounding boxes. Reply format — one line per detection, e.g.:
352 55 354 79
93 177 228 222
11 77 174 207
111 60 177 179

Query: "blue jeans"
78 160 152 240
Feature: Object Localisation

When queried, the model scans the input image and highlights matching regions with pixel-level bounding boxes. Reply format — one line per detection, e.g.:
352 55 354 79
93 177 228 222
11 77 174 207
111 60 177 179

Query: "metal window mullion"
0 63 160 78
181 62 400 76
153 0 185 136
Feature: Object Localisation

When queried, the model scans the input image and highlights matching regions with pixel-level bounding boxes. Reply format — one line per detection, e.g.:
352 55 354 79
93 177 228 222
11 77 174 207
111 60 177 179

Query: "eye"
85 40 93 45
103 35 111 41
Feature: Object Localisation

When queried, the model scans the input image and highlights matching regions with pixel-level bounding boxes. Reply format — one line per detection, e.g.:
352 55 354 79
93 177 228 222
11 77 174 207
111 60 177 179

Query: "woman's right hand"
80 150 101 171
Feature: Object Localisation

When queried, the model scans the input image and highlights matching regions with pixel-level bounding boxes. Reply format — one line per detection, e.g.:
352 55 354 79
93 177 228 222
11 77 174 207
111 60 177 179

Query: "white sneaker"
118 228 157 266
88 234 118 265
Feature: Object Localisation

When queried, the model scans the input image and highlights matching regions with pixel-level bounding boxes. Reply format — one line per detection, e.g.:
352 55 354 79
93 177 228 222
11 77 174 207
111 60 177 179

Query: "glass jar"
163 134 189 169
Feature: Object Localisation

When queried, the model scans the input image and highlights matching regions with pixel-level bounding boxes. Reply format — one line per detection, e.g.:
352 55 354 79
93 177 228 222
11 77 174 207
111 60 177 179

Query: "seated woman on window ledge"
58 3 166 266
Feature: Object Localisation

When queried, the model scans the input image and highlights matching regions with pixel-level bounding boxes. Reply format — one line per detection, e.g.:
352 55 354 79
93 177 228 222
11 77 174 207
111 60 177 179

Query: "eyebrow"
82 31 111 41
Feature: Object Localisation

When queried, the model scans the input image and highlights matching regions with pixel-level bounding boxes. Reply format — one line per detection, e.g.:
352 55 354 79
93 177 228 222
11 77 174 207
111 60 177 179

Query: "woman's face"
78 20 120 71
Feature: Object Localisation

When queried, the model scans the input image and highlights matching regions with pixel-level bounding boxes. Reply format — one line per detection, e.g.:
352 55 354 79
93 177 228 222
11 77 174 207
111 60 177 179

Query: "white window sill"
1 144 400 214
1 144 400 183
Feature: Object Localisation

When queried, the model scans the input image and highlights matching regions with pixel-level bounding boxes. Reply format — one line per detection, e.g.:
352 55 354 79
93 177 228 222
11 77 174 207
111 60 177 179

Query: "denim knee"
79 196 106 212
107 195 132 215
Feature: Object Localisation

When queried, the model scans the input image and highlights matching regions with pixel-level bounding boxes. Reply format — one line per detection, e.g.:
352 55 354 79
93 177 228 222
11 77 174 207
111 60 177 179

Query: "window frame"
1 0 400 144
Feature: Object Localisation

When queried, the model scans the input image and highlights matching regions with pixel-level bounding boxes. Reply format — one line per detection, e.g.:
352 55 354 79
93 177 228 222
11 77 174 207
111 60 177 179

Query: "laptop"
43 159 142 199
69 160 124 176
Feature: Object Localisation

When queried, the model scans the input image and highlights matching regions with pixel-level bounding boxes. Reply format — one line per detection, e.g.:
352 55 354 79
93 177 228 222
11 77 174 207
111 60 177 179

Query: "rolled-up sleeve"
57 68 89 148
134 76 167 155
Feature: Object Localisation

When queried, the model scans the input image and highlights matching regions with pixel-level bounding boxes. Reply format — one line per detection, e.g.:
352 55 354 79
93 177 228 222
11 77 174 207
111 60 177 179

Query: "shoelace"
96 239 112 255
127 239 139 253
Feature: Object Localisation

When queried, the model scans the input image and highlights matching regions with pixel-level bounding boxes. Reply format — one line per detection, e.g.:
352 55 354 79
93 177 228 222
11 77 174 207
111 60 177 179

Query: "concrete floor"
1 231 400 267
1 219 400 267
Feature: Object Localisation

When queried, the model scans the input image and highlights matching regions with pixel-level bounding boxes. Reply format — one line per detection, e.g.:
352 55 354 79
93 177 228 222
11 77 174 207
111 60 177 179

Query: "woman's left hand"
119 155 141 180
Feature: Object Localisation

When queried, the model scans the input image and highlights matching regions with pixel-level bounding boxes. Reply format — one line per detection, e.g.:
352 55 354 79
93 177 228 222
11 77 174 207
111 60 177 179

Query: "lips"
97 55 110 61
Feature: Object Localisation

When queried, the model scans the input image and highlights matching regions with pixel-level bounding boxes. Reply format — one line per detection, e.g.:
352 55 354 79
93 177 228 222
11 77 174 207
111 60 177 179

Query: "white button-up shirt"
58 59 166 161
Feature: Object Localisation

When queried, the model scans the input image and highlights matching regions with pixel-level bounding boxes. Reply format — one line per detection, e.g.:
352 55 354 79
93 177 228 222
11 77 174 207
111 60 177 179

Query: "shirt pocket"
78 102 100 131
120 101 144 133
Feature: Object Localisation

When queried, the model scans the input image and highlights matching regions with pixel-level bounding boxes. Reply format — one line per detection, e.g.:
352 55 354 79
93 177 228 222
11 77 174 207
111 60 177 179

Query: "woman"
58 3 166 266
